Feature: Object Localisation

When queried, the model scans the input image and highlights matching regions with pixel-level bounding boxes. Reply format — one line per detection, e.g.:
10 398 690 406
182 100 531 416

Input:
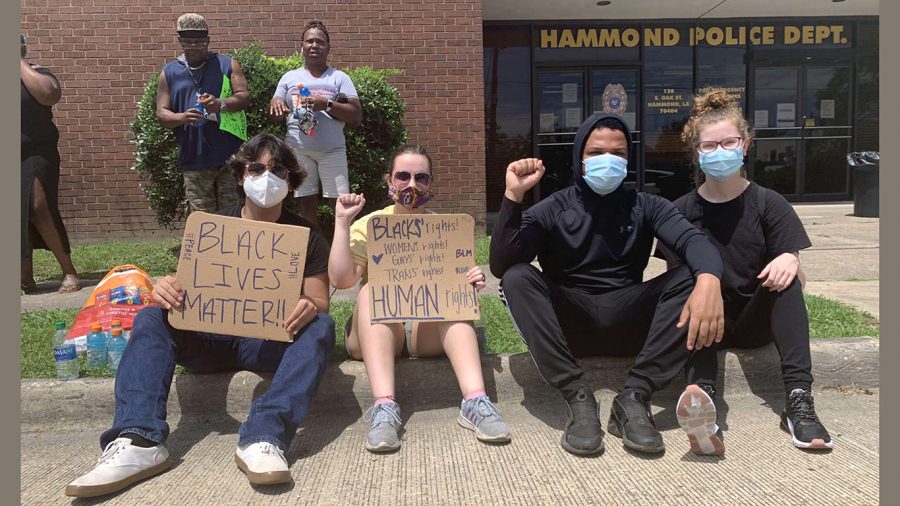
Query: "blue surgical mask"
582 154 628 195
698 146 744 181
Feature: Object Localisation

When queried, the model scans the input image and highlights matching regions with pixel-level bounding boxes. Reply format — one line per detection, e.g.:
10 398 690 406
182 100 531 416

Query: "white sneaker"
676 385 725 456
234 442 292 485
65 438 170 497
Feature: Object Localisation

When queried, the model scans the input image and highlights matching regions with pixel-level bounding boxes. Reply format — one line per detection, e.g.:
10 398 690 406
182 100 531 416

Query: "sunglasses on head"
393 171 432 185
246 162 289 180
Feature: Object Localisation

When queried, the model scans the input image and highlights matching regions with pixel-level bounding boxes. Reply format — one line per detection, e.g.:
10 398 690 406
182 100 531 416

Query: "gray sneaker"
364 402 403 453
458 396 511 443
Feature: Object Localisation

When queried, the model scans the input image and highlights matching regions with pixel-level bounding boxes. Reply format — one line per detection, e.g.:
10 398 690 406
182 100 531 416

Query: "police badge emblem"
602 84 628 115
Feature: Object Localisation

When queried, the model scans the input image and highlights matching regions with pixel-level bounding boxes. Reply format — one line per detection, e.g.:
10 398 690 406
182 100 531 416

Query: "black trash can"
848 151 879 218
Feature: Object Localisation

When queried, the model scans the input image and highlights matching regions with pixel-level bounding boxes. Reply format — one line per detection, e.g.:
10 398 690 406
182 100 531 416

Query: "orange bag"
66 264 155 350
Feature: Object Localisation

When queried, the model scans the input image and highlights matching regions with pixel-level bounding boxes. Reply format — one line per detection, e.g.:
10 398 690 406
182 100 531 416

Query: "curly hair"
302 20 330 43
226 133 307 199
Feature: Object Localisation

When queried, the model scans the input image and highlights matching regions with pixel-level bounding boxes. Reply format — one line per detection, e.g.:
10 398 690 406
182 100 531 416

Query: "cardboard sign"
366 214 479 324
169 212 309 342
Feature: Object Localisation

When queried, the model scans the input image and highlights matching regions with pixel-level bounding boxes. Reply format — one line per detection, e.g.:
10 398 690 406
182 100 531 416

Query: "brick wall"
21 0 486 242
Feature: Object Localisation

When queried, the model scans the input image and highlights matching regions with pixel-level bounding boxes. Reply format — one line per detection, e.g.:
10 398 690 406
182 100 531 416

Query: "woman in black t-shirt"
656 89 832 455
21 36 80 293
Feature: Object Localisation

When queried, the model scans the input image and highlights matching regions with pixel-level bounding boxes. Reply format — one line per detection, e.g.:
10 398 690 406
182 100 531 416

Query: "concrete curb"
21 337 878 427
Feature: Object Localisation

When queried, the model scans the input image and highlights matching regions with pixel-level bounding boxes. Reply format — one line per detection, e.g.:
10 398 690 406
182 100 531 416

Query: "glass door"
751 64 852 200
535 67 640 200
535 70 586 199
802 65 852 198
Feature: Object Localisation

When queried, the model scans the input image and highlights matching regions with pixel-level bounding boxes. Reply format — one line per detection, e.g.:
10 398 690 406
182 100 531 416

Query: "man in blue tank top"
156 13 250 214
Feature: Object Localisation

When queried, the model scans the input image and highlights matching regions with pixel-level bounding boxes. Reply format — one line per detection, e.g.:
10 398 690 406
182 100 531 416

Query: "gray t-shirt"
273 67 358 152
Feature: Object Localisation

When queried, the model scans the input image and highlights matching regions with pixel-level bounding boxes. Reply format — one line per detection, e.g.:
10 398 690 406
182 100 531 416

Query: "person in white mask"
656 89 832 455
490 113 725 457
65 133 335 497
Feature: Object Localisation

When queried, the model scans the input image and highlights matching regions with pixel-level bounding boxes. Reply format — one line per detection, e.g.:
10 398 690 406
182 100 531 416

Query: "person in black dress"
21 34 80 293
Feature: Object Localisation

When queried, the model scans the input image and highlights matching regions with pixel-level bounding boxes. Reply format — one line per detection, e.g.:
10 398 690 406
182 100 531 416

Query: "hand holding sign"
336 193 366 223
466 266 487 291
284 295 318 334
152 275 184 310
505 158 545 203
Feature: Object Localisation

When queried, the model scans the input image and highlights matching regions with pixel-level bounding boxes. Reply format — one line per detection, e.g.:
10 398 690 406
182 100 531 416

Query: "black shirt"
655 182 811 300
217 206 330 277
21 67 60 155
491 188 723 294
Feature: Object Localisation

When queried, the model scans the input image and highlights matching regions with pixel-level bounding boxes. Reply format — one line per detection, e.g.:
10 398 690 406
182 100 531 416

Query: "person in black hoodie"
490 113 725 456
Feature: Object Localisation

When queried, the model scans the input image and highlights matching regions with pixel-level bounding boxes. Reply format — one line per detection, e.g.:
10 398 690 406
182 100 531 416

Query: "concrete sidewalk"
22 338 878 505
20 204 880 319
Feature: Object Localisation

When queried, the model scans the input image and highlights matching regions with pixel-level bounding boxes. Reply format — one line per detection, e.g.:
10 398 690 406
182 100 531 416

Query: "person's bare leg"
354 285 406 452
21 258 36 292
30 180 79 292
296 195 320 225
412 321 484 397
354 285 405 399
439 322 486 396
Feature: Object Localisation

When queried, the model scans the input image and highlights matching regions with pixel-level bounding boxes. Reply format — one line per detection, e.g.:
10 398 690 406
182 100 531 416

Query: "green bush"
130 41 408 229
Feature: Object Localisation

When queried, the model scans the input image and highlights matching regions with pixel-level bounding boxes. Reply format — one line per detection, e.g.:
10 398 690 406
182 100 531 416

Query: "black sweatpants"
686 278 814 392
499 263 696 400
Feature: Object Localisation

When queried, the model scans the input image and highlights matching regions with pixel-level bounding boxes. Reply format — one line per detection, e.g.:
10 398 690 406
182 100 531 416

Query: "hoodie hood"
571 112 634 196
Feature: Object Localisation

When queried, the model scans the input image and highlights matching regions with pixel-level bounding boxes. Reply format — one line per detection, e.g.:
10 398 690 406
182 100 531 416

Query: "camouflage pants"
182 165 240 214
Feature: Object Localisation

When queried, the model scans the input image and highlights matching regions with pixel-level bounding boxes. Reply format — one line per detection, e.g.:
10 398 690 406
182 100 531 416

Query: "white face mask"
243 171 289 208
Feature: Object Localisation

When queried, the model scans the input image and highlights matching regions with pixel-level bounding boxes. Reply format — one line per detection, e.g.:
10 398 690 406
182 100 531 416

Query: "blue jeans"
100 306 336 452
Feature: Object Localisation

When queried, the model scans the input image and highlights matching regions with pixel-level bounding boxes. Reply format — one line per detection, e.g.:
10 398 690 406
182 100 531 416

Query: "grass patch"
806 294 879 338
20 293 877 379
33 236 493 285
32 238 181 283
478 296 527 354
475 236 490 266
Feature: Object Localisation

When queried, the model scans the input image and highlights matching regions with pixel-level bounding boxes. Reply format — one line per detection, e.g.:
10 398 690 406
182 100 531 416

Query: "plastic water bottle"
122 321 132 342
191 91 208 127
86 322 108 370
107 328 127 373
52 322 78 381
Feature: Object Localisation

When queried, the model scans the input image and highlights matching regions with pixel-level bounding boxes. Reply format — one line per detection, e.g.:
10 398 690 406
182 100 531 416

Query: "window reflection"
484 26 533 211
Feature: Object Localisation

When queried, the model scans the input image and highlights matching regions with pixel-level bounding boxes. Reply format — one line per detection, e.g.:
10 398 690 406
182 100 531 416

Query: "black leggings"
500 263 696 400
686 279 814 393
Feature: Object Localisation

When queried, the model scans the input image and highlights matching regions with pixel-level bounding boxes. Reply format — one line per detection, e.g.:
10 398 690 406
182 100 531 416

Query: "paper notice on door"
540 113 556 132
562 83 578 103
754 110 769 128
820 99 835 119
565 108 582 128
776 103 795 127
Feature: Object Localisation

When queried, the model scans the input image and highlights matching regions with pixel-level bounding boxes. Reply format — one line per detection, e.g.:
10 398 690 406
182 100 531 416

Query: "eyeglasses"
393 171 432 185
696 137 743 153
179 38 209 49
247 162 289 180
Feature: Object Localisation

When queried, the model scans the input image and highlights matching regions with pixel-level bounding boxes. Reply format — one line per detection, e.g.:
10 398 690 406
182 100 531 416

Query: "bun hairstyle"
681 88 753 150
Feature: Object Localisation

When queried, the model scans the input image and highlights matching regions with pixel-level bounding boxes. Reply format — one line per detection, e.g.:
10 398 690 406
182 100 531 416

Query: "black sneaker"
608 390 665 453
561 388 604 456
781 389 833 449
